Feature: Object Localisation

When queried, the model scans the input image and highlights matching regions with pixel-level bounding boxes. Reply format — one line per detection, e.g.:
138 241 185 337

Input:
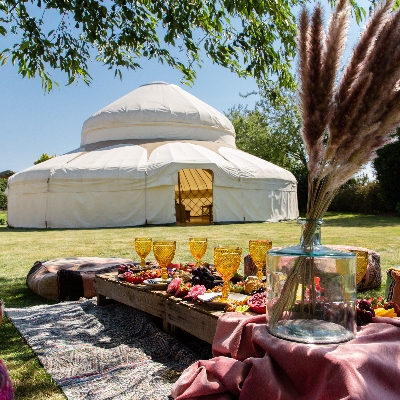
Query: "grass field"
1 211 399 399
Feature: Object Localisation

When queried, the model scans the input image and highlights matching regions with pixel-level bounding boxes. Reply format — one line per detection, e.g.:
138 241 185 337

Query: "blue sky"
0 0 370 175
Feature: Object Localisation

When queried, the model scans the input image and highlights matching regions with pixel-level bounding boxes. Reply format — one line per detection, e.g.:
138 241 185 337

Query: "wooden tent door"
175 169 213 224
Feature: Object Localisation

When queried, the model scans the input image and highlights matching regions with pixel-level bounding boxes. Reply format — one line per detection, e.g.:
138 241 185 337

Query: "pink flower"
167 278 182 294
185 284 207 300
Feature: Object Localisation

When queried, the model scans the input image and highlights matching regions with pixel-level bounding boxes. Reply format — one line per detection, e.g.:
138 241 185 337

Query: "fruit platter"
115 261 267 314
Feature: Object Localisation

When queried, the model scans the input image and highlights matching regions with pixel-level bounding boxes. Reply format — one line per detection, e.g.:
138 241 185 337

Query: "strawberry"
124 271 144 284
175 282 192 297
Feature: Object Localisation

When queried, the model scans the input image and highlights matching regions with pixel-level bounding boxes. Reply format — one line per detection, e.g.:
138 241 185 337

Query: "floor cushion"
244 245 381 291
26 257 133 301
326 245 381 291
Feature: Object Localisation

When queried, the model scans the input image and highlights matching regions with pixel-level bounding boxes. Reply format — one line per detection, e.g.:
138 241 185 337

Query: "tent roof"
8 140 296 190
81 82 236 146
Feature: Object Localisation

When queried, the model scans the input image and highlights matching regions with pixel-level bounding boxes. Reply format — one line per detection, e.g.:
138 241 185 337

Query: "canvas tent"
6 82 298 228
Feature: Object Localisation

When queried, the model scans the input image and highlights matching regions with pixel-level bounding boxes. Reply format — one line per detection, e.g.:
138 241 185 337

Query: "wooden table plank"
94 272 229 343
165 298 223 344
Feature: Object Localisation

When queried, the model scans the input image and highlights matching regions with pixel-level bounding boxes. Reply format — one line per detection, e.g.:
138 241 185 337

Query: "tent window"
175 169 213 224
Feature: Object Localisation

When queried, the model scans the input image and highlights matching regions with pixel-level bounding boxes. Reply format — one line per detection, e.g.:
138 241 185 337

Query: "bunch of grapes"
191 267 219 289
357 299 375 326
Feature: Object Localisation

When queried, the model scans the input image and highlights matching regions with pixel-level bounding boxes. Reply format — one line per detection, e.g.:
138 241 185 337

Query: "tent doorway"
175 169 213 224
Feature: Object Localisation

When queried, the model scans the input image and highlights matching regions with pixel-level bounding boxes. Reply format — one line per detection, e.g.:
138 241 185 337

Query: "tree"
227 89 306 172
0 178 7 210
34 153 55 164
226 88 309 210
0 0 302 92
373 129 400 212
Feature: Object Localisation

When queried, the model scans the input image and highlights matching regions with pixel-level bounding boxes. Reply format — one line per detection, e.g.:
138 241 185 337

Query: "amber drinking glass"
249 240 272 280
153 241 176 281
189 238 208 267
134 238 152 268
214 247 242 300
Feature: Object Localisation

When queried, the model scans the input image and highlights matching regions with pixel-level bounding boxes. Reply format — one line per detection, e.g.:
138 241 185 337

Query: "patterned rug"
6 299 212 400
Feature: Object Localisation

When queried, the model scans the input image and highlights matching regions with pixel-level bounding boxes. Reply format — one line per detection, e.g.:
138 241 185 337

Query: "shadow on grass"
0 276 56 308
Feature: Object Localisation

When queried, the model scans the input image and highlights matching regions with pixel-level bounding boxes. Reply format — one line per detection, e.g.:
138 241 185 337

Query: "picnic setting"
2 0 400 399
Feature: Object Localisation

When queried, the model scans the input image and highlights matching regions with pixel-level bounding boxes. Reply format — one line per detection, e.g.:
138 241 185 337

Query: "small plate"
143 278 171 289
197 292 247 308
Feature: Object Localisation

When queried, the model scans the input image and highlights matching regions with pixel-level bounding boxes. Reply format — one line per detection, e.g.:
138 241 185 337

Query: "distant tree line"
0 178 7 210
0 170 14 210
228 91 400 216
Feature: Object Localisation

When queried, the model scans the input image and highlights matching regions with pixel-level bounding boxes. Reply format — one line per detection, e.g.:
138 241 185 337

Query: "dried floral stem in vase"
270 0 400 325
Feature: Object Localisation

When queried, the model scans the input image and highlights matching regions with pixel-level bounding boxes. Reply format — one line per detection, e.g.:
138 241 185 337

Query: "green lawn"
1 212 399 399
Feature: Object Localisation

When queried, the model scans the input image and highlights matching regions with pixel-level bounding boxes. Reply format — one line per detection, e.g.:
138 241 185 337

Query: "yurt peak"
140 81 169 87
81 82 236 146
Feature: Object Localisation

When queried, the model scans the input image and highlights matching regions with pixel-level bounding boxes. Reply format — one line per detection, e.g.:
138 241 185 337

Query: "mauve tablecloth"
171 314 400 400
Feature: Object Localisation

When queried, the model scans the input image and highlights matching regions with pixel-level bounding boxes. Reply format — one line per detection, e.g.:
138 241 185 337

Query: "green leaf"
19 41 30 50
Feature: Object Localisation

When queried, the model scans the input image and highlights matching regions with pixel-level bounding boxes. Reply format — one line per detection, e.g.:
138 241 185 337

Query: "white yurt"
6 82 299 228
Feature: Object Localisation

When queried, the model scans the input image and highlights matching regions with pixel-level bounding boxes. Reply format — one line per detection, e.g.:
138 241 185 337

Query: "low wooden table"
94 272 225 344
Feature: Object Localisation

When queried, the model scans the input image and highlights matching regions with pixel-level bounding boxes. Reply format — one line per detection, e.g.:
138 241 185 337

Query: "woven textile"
6 299 211 400
386 267 400 305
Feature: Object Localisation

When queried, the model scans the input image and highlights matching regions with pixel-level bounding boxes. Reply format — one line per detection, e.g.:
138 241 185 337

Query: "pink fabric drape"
0 360 14 400
172 314 400 400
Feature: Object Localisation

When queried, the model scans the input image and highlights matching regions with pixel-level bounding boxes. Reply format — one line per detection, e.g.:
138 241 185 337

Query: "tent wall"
145 186 176 225
213 186 298 223
6 141 299 228
6 176 298 228
6 193 47 228
46 190 145 228
6 186 176 229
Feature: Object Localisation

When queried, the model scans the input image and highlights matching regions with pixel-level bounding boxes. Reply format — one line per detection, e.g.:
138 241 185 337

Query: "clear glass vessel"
266 219 357 344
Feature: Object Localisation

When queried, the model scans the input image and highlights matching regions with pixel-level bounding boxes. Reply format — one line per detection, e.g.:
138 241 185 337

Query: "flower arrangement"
271 0 400 325
185 285 207 300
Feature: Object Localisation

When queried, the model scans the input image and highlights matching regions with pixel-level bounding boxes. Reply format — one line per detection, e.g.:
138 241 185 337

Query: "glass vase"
266 219 357 344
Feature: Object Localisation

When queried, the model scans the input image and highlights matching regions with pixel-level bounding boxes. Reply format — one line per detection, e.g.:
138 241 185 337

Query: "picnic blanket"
171 313 400 400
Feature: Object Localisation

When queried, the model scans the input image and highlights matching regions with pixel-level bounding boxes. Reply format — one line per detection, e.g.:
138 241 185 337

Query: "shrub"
373 131 400 212
329 181 389 214
0 178 7 210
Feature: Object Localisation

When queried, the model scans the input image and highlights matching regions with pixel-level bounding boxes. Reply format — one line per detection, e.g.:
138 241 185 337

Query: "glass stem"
256 264 263 280
161 266 168 281
221 281 230 300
